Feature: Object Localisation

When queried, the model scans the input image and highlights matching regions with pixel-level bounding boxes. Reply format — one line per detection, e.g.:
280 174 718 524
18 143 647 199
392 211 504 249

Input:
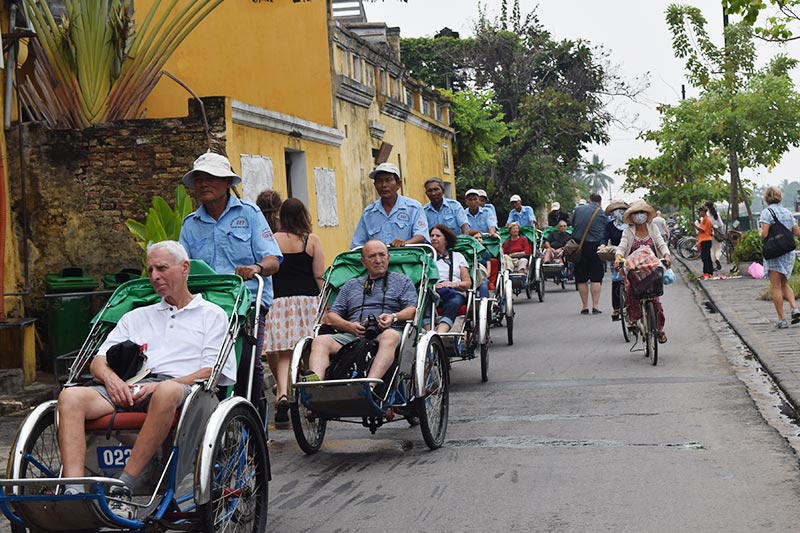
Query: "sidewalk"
679 257 800 411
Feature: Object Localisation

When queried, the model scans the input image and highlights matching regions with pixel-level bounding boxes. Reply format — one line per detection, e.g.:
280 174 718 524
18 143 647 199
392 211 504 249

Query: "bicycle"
622 261 666 365
667 227 700 260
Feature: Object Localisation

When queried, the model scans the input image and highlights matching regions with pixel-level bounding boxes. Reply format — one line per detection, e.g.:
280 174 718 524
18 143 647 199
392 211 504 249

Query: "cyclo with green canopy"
481 231 516 345
498 225 544 302
539 225 574 290
289 245 449 454
0 261 270 532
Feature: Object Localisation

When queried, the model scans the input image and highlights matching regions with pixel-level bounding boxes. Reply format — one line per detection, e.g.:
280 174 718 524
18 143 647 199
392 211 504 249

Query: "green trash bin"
45 268 99 373
102 268 142 291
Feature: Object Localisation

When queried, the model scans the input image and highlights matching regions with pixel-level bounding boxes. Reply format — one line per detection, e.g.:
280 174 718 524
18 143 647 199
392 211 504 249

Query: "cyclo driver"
305 240 417 384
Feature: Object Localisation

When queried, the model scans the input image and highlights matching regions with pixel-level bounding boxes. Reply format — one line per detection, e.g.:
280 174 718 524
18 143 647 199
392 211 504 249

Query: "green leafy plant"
20 0 223 128
126 186 194 265
732 230 763 263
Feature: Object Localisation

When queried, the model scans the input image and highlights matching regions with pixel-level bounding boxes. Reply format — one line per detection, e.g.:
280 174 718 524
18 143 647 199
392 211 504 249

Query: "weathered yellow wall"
137 0 333 127
405 112 455 196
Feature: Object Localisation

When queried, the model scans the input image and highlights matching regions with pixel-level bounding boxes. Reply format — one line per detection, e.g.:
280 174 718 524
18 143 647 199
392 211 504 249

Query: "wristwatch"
391 313 398 324
253 263 263 274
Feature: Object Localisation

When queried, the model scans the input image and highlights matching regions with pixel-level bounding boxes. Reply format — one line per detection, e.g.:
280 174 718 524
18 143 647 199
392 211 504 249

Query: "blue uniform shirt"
464 206 498 233
180 195 283 309
351 194 430 249
507 206 537 227
485 203 498 220
424 198 469 234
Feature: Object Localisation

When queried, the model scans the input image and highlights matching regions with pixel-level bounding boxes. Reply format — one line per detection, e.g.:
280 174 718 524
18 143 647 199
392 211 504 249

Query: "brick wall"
7 97 227 313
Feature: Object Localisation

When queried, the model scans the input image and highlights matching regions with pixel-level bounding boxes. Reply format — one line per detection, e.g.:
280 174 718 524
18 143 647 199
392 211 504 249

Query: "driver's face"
465 195 480 209
425 183 444 203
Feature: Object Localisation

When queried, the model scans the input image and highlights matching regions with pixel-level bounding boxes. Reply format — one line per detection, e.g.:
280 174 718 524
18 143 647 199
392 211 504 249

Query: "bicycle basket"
628 267 664 299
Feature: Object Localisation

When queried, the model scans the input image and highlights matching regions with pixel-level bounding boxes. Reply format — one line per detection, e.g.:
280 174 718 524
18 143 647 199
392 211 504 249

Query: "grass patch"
758 276 800 300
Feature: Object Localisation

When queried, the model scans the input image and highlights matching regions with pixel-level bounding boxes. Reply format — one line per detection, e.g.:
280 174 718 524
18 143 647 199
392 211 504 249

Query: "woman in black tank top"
262 198 325 428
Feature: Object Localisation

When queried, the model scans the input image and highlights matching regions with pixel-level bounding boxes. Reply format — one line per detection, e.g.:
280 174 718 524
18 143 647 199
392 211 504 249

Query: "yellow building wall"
405 113 455 197
137 0 334 127
227 117 353 258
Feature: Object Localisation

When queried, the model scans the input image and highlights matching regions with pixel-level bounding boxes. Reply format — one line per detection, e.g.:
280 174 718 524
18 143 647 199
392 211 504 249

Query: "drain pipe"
4 3 16 131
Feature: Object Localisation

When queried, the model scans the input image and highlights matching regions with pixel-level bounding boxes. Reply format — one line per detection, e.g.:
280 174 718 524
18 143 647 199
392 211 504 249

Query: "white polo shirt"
97 294 236 386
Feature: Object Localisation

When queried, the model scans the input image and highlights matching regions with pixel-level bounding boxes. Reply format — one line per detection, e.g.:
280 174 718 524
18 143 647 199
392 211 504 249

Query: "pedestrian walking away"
571 193 606 314
758 186 800 329
263 198 325 428
705 200 725 271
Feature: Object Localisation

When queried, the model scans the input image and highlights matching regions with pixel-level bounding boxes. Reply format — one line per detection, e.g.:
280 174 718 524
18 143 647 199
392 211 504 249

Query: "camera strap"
359 272 389 322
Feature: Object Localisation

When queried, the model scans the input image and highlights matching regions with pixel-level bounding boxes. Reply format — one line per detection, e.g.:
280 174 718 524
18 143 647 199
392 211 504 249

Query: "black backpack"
326 338 378 380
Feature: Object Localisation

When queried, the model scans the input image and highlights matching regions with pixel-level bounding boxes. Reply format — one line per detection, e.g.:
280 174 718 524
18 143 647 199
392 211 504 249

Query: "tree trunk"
728 149 740 221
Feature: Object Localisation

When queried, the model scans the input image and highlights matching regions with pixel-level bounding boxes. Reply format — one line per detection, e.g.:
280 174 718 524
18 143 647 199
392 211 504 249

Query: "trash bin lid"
102 268 142 289
45 268 99 293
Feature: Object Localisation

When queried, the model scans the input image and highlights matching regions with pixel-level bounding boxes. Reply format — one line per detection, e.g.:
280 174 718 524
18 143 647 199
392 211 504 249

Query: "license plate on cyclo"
97 446 133 470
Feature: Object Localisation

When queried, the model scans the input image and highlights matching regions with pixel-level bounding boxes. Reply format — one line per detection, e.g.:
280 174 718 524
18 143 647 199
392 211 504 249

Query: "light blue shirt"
424 198 469 234
507 206 537 227
180 195 283 309
485 203 497 220
464 206 498 233
351 194 430 249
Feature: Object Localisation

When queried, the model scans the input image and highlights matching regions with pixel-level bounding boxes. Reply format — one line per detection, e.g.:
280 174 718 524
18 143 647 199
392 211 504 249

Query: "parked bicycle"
668 226 699 260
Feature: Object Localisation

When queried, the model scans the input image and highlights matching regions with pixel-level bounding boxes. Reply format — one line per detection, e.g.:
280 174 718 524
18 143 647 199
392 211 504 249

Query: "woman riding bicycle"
614 200 672 344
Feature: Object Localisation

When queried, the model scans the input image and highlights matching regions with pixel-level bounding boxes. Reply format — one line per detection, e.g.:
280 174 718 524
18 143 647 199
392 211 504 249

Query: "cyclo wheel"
478 298 490 382
619 283 630 343
290 390 327 454
537 272 545 302
198 404 269 532
504 277 514 346
415 337 449 449
646 300 659 366
14 404 61 496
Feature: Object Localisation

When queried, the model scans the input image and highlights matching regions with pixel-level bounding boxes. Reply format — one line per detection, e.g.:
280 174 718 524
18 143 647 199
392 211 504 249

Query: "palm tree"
579 154 614 199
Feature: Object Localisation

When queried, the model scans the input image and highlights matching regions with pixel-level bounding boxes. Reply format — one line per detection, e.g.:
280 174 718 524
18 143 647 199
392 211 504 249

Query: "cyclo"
480 233 515 345
440 234 492 382
498 224 543 302
0 262 270 532
289 245 450 454
538 225 574 290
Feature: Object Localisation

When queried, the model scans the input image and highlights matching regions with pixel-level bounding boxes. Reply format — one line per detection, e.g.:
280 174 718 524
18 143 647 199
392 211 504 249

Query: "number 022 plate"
97 446 133 470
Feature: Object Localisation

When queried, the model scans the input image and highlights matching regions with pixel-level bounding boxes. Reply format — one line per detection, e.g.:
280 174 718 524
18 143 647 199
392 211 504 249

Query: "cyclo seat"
84 411 181 431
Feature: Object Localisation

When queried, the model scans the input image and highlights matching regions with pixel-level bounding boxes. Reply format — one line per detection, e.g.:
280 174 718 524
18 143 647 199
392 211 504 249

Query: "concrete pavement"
679 257 800 412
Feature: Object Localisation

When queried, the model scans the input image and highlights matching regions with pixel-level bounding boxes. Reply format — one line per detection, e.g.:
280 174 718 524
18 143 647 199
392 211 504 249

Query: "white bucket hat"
182 152 241 187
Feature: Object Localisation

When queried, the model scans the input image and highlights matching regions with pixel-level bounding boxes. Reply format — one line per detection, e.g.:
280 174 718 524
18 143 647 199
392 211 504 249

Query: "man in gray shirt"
307 240 417 382
571 193 607 315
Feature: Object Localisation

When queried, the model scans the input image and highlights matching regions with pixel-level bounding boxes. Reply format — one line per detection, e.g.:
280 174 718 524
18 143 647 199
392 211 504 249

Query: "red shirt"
503 236 532 255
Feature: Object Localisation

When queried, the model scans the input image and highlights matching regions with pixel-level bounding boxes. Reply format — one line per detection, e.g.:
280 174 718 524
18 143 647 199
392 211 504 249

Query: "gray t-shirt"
330 271 418 323
571 203 606 243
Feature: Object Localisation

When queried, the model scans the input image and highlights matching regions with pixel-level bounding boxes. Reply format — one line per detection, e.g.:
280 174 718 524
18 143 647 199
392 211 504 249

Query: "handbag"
712 226 726 241
763 208 796 260
563 207 601 263
105 340 149 383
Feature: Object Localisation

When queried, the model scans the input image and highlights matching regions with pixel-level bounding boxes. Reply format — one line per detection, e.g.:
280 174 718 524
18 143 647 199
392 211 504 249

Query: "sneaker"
611 310 621 322
275 396 290 428
775 319 789 329
792 308 800 325
592 308 602 315
300 370 320 383
107 485 135 520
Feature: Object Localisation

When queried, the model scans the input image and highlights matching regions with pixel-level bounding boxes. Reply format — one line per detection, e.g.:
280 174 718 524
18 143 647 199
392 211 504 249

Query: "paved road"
3 267 800 532
266 269 800 532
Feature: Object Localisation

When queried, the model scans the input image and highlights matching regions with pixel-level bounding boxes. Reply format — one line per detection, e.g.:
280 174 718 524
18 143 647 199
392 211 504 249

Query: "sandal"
657 331 667 344
275 395 290 428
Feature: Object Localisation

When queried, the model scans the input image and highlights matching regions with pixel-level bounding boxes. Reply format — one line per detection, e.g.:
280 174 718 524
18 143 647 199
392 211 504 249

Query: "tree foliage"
622 5 800 212
400 8 628 210
722 0 800 41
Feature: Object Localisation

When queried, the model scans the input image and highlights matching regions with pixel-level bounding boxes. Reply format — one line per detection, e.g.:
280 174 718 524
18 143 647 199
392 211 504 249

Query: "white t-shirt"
436 251 469 296
97 294 236 386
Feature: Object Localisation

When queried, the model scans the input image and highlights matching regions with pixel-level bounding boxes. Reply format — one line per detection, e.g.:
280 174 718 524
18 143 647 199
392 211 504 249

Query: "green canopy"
93 260 251 325
541 226 574 240
453 234 486 273
323 246 439 298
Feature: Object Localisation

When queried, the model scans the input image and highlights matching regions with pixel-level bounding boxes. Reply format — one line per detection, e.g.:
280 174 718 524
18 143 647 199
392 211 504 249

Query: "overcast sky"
363 0 800 201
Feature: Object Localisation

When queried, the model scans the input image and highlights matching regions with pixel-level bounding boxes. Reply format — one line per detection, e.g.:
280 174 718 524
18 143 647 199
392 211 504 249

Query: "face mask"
632 213 648 224
612 209 626 229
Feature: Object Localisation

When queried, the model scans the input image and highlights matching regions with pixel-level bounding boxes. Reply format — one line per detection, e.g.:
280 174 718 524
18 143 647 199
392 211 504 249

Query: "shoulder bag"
562 207 601 263
763 208 796 260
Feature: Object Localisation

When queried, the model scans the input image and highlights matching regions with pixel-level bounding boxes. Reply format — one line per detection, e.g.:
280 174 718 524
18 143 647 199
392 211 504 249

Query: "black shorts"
573 241 604 283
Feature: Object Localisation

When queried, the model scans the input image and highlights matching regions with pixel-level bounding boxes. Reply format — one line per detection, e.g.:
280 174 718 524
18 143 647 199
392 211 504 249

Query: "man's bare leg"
58 388 116 477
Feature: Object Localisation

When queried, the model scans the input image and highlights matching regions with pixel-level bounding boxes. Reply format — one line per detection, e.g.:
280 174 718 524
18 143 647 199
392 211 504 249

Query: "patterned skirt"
263 295 321 353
